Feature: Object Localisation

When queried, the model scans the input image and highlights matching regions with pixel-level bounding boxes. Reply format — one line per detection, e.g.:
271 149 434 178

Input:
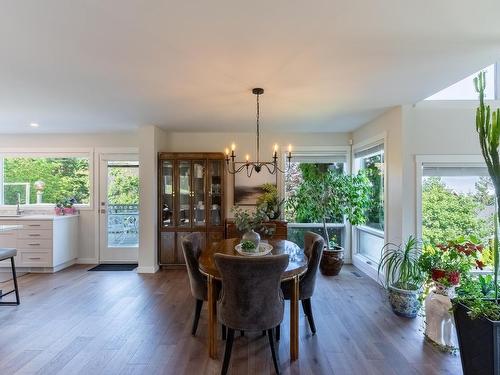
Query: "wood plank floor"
0 265 462 375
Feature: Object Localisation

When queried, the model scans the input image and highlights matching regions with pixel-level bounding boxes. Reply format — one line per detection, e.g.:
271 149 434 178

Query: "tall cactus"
474 71 500 301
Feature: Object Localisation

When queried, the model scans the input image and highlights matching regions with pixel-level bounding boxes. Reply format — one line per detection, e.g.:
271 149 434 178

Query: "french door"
99 154 139 263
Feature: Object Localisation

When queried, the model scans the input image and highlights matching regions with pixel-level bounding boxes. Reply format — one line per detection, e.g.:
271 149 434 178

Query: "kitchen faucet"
16 192 23 216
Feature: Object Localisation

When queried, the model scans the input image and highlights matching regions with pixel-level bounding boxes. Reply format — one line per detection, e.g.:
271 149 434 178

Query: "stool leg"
11 257 20 305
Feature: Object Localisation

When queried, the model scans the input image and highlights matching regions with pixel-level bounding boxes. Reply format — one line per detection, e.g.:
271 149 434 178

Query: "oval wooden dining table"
199 238 308 362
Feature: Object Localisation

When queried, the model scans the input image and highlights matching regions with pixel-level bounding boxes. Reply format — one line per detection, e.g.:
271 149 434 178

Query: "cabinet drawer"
21 221 52 230
0 230 17 248
17 239 52 250
18 229 52 240
20 251 51 266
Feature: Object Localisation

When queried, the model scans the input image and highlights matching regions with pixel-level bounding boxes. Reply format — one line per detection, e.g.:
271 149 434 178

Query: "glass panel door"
177 161 192 227
208 160 223 226
161 160 174 227
192 160 206 227
99 157 139 263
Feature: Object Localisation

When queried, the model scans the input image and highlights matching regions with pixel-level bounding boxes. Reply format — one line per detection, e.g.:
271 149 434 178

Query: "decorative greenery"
377 236 424 291
232 205 270 234
256 183 284 219
419 236 485 286
241 240 257 251
455 276 500 321
286 163 371 249
55 197 77 209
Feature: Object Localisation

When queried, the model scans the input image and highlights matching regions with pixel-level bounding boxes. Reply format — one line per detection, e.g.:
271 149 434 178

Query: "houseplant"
55 197 77 215
377 236 425 318
256 183 284 220
287 163 371 275
452 71 500 375
231 205 271 248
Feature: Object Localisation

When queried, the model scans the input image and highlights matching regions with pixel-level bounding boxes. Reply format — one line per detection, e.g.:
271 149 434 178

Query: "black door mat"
88 264 138 271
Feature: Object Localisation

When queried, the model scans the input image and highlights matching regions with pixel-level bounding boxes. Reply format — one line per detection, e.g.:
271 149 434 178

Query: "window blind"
354 143 384 159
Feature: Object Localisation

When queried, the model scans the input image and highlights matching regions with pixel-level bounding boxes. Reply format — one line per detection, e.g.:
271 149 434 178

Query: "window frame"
415 154 486 240
280 145 352 259
351 134 387 278
0 148 94 210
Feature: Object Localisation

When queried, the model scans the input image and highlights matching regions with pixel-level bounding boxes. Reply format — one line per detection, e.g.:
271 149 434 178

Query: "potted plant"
377 236 424 318
256 183 284 220
452 71 500 375
287 163 371 275
232 205 271 248
55 197 77 215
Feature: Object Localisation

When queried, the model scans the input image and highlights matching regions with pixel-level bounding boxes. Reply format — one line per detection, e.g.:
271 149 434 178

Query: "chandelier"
225 88 292 177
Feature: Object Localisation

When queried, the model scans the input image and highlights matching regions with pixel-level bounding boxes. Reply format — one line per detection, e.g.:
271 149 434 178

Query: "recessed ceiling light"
30 123 39 128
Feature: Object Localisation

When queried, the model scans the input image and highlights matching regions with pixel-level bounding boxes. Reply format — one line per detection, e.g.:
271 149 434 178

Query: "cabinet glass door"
161 160 174 227
192 160 206 227
208 160 223 226
177 161 192 227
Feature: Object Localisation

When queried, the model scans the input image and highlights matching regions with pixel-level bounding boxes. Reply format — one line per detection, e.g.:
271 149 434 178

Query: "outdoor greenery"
422 176 494 245
362 153 385 230
107 166 139 205
286 163 371 248
3 157 90 204
377 236 424 290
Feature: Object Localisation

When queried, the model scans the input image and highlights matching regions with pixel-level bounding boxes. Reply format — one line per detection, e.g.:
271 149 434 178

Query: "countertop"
0 214 79 221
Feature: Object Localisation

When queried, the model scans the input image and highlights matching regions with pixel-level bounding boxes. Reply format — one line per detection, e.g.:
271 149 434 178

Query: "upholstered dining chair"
181 233 208 336
280 232 324 337
215 253 289 375
0 248 20 306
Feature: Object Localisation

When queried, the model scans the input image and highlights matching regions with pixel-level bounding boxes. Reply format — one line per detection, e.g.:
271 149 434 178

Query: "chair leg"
0 257 20 306
222 325 227 340
240 330 244 337
275 324 280 341
221 328 235 375
192 299 203 336
302 298 316 335
267 329 280 374
11 258 19 305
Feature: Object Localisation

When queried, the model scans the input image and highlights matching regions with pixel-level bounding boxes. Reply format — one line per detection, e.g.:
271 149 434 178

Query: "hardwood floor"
0 265 462 375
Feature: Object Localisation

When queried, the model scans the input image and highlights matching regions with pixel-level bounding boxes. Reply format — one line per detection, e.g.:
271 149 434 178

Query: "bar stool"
0 248 20 306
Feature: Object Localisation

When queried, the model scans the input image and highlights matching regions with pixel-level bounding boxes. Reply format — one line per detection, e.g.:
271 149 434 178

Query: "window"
0 154 91 206
420 164 494 246
425 64 496 100
354 143 385 263
284 150 347 249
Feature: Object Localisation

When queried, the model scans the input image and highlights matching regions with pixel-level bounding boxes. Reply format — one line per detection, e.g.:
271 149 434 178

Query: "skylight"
425 64 496 100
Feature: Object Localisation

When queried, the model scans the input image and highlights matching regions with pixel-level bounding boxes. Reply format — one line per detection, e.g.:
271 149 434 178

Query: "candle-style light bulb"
225 148 229 156
288 144 292 153
274 143 278 152
245 154 250 163
231 143 236 151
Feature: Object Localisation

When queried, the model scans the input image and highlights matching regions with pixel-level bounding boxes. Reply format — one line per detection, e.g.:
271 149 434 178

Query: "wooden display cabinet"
158 153 226 267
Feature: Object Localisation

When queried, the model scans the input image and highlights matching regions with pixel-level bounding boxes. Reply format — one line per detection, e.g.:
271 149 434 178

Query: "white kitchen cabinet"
0 215 78 273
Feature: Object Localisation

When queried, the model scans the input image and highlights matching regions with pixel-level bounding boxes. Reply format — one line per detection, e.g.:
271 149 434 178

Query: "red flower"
431 269 446 281
447 271 460 285
476 260 485 270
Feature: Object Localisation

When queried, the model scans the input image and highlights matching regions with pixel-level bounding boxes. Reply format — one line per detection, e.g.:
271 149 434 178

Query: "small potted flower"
55 197 77 215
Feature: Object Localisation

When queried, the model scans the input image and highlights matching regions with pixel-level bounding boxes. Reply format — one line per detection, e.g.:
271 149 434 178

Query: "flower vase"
424 282 457 350
242 229 260 248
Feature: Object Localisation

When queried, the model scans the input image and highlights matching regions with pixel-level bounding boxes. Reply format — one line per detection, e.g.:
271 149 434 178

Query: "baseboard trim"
77 258 98 264
136 265 160 274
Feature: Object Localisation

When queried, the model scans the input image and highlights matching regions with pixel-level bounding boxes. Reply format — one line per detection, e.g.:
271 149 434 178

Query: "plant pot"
242 229 260 248
319 246 344 276
54 207 64 216
63 207 75 215
387 284 421 318
454 301 500 375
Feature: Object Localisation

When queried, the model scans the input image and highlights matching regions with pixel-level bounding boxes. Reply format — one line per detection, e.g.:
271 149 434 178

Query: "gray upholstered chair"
181 233 208 336
0 248 20 306
281 232 324 336
215 253 289 375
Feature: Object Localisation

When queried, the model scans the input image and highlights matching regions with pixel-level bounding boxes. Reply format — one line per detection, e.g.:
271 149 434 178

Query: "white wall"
0 132 138 263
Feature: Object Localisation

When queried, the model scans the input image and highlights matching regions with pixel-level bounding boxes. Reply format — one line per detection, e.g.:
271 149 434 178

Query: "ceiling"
1 1 500 134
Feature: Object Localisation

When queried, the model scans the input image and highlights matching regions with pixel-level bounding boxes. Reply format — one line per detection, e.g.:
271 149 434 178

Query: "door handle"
100 209 106 214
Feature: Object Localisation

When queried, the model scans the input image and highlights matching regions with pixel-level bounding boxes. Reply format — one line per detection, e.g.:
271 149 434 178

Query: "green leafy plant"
256 183 284 219
232 205 270 234
377 236 424 291
287 164 371 249
241 240 257 251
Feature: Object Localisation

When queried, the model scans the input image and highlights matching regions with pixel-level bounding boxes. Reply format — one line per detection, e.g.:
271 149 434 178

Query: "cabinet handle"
28 243 40 246
28 234 41 237
28 257 41 260
28 224 41 227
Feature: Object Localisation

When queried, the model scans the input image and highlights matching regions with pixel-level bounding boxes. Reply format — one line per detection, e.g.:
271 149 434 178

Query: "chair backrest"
181 233 206 301
215 253 289 331
300 232 325 299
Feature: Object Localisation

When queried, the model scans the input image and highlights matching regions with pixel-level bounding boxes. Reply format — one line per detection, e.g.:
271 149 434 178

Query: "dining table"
198 238 308 361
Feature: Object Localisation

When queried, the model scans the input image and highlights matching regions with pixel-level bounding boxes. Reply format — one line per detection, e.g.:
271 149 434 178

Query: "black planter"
454 301 500 375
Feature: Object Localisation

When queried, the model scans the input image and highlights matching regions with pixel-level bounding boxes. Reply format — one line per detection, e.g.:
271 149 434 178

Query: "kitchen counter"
0 214 78 221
